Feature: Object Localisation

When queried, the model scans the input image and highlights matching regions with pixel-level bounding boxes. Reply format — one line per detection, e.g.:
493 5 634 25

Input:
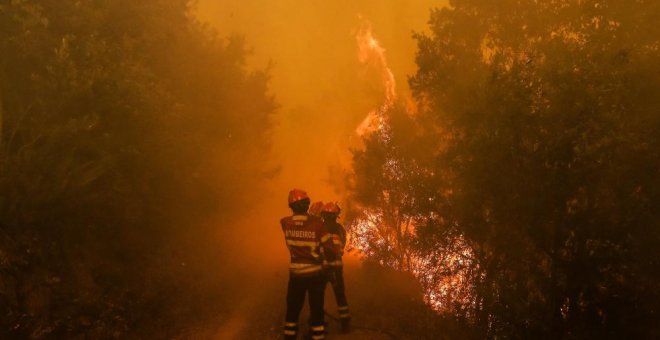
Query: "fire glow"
355 20 397 136
350 209 475 311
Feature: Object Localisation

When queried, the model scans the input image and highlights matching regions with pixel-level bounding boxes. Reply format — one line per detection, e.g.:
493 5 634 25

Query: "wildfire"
355 19 397 136
350 18 472 314
350 208 475 312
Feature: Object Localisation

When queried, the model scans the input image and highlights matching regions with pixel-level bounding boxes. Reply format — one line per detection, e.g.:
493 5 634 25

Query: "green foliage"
0 0 274 337
349 0 660 338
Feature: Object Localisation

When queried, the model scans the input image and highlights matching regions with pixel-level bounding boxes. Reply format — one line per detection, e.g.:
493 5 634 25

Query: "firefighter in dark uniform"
281 189 339 340
320 202 351 333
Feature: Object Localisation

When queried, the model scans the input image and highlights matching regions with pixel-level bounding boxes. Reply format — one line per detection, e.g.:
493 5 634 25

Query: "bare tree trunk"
549 224 565 338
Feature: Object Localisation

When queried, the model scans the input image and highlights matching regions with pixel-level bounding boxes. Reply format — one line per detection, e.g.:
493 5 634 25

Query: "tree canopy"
347 0 660 337
0 0 275 337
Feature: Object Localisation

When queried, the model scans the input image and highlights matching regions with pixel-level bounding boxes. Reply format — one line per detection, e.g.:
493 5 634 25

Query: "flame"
355 19 397 136
355 109 379 136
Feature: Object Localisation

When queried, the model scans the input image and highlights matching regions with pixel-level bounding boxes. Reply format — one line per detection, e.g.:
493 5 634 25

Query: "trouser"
328 267 350 320
284 274 326 340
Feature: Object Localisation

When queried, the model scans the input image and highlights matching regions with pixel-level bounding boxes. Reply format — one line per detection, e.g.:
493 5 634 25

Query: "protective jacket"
281 214 339 277
323 221 346 267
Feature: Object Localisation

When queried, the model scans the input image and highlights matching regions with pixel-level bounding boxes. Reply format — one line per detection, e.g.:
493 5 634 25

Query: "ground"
198 256 431 339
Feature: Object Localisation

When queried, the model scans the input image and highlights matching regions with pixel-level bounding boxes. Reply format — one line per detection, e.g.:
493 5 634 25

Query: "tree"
0 0 275 337
348 0 660 337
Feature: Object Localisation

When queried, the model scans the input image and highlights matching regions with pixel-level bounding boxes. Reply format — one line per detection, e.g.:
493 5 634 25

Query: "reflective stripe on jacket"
281 214 339 276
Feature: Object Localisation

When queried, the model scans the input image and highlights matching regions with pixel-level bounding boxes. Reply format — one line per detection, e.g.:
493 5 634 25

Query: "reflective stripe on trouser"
289 263 323 275
338 305 350 318
311 324 325 339
283 321 297 339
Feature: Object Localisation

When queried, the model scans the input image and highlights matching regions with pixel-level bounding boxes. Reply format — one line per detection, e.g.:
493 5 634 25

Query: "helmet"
321 202 341 214
308 201 324 216
288 189 309 205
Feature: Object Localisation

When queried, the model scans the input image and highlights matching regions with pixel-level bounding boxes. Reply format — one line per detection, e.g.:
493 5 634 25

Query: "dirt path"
197 256 425 339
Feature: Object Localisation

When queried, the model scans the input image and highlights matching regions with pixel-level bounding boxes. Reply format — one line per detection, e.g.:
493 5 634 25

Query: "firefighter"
320 202 351 333
281 189 339 340
308 201 324 217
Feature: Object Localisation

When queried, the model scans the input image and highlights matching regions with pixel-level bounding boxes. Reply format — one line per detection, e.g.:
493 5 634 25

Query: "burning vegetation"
351 22 476 314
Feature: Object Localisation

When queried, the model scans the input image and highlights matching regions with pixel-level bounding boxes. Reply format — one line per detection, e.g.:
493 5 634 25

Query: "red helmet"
321 202 341 214
308 201 324 216
288 189 309 205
